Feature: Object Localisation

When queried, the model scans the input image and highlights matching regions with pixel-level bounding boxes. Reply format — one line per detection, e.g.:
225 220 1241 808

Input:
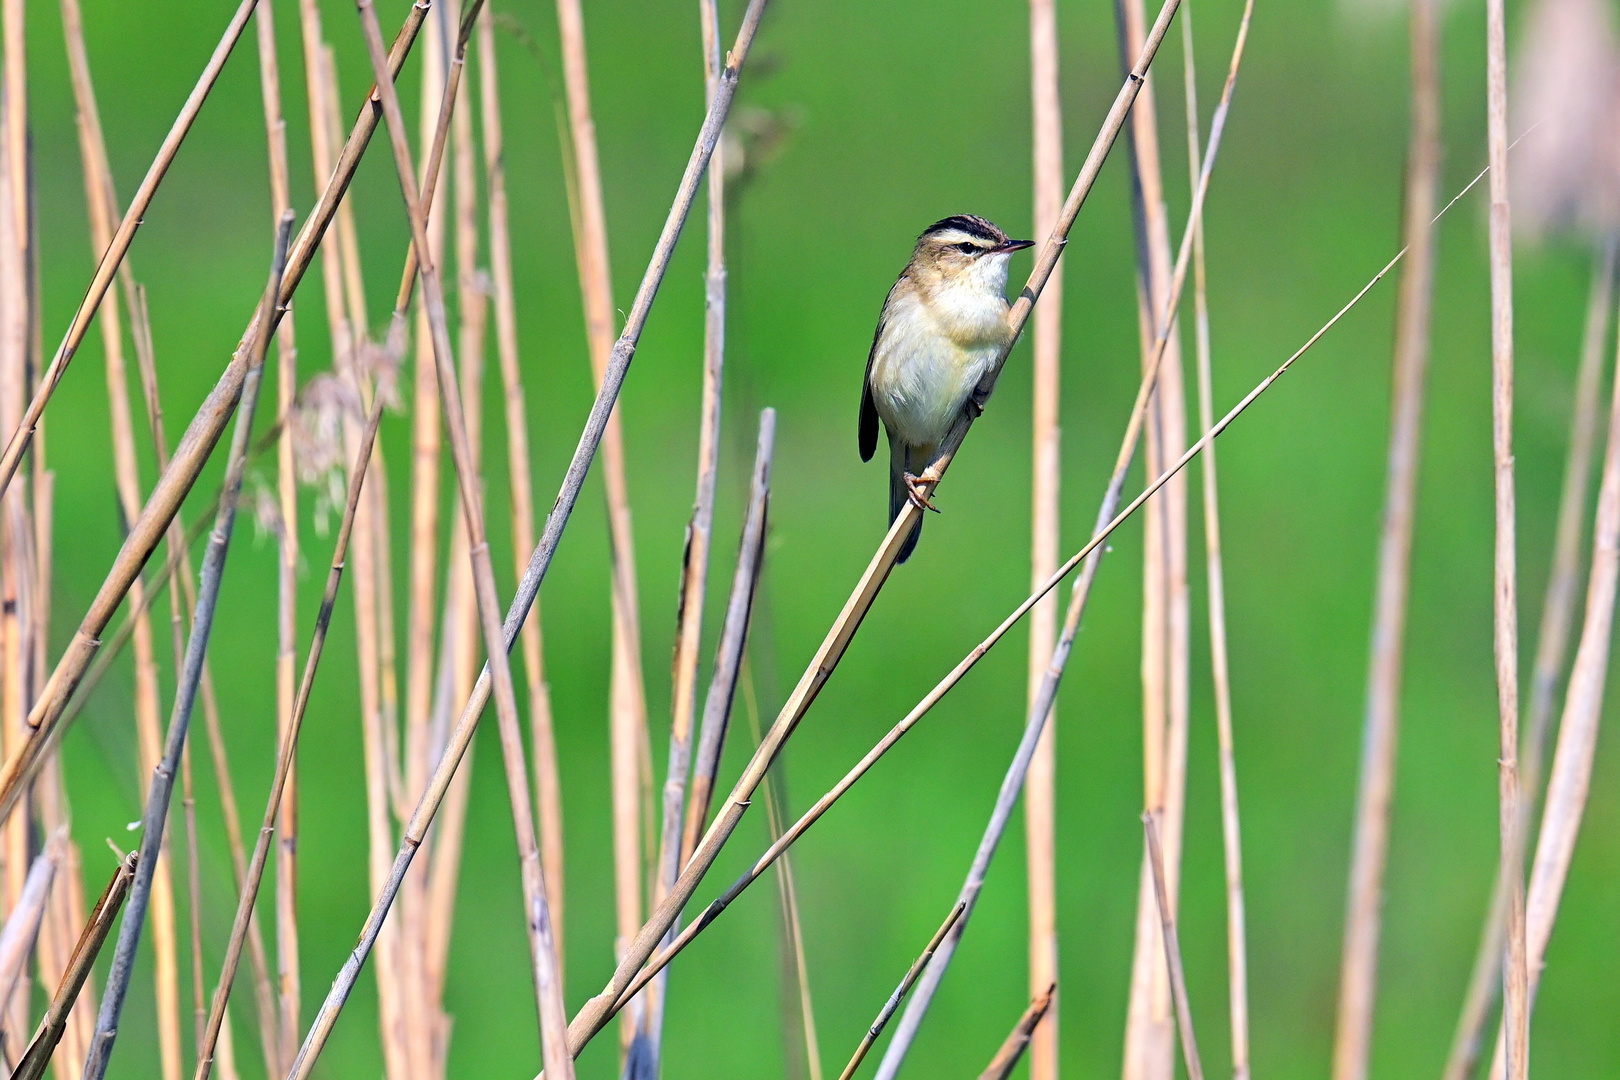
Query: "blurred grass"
17 0 1620 1076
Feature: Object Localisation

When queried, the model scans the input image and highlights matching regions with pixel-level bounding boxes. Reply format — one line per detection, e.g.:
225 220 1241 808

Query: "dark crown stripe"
920 214 1006 245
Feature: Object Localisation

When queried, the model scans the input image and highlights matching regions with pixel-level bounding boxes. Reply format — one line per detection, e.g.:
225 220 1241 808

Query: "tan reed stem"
1485 0 1529 1076
552 0 652 1047
0 0 34 1061
1144 812 1203 1080
255 0 300 1069
639 0 730 1067
979 988 1055 1080
55 0 187 1068
0 1 432 822
567 5 1174 1061
1444 237 1618 1080
182 745 206 1063
1483 258 1620 1080
0 849 58 1014
193 394 385 1080
83 213 294 1080
479 4 565 967
1116 0 1192 1073
836 904 963 1080
1181 5 1252 1077
1331 4 1440 1079
13 853 136 1080
1026 1 1062 1075
0 0 263 501
350 4 572 1079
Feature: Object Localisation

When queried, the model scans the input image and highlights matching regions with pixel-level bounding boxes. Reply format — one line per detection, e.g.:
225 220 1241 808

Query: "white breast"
869 264 1011 452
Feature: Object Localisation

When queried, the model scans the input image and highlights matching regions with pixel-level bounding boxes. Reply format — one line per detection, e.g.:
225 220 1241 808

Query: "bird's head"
911 215 1034 294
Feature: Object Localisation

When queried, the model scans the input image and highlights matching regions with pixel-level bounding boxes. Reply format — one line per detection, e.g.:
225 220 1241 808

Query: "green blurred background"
17 0 1620 1075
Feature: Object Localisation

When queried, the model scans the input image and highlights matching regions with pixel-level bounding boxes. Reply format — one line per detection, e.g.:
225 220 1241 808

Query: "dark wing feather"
859 277 903 462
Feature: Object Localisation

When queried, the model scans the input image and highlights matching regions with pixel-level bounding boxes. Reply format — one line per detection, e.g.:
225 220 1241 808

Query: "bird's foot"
903 472 941 513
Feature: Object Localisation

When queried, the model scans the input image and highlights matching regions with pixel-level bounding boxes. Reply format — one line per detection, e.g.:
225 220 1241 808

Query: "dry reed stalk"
836 903 963 1080
479 6 566 966
0 1 433 821
1025 1 1063 1076
1180 6 1252 1076
620 148 1470 1025
1444 238 1618 1080
565 5 1173 1059
1115 0 1193 1073
683 412 775 867
1485 0 1529 1076
978 987 1055 1080
1330 3 1441 1079
255 0 302 1068
0 848 57 1013
13 853 135 1080
181 746 205 1059
55 0 188 1068
0 7 34 1062
638 2 730 1068
291 5 772 1072
33 762 89 1080
1143 812 1203 1080
1482 259 1620 1080
193 394 385 1080
550 4 653 1046
350 4 571 1079
84 214 294 1080
0 0 263 501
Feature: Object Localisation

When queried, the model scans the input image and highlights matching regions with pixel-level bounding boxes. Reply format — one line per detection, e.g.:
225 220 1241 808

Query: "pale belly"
870 309 1001 451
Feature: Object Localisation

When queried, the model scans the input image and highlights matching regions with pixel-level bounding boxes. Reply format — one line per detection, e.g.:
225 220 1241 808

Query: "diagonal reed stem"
0 0 261 501
1144 812 1203 1080
82 212 294 1080
0 1 432 823
977 987 1055 1080
192 393 385 1080
13 853 136 1080
835 904 963 1080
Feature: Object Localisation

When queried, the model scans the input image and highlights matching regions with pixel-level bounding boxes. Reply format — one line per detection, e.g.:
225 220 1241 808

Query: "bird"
859 214 1033 562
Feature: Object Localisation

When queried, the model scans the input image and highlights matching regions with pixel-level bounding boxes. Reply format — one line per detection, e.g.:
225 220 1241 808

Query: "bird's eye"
956 242 978 255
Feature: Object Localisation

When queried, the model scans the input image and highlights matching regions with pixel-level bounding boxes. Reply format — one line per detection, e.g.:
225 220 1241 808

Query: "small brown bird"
859 215 1033 561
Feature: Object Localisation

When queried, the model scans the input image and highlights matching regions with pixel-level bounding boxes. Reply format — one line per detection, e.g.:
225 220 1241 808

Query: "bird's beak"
992 239 1035 254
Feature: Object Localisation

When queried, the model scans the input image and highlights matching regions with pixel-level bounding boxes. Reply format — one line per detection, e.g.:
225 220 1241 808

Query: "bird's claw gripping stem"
903 471 941 514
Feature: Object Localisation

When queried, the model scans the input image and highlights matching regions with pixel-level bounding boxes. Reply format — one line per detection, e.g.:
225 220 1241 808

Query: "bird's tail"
890 454 923 563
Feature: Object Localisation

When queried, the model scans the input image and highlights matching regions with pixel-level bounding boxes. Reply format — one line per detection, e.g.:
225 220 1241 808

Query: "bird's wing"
859 277 902 462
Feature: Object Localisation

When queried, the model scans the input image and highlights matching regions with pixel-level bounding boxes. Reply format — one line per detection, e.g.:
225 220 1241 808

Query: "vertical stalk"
1181 5 1252 1077
552 4 652 1051
479 5 566 968
1026 2 1063 1077
1484 0 1528 1077
1331 2 1440 1078
255 0 302 1068
1116 1 1192 1076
